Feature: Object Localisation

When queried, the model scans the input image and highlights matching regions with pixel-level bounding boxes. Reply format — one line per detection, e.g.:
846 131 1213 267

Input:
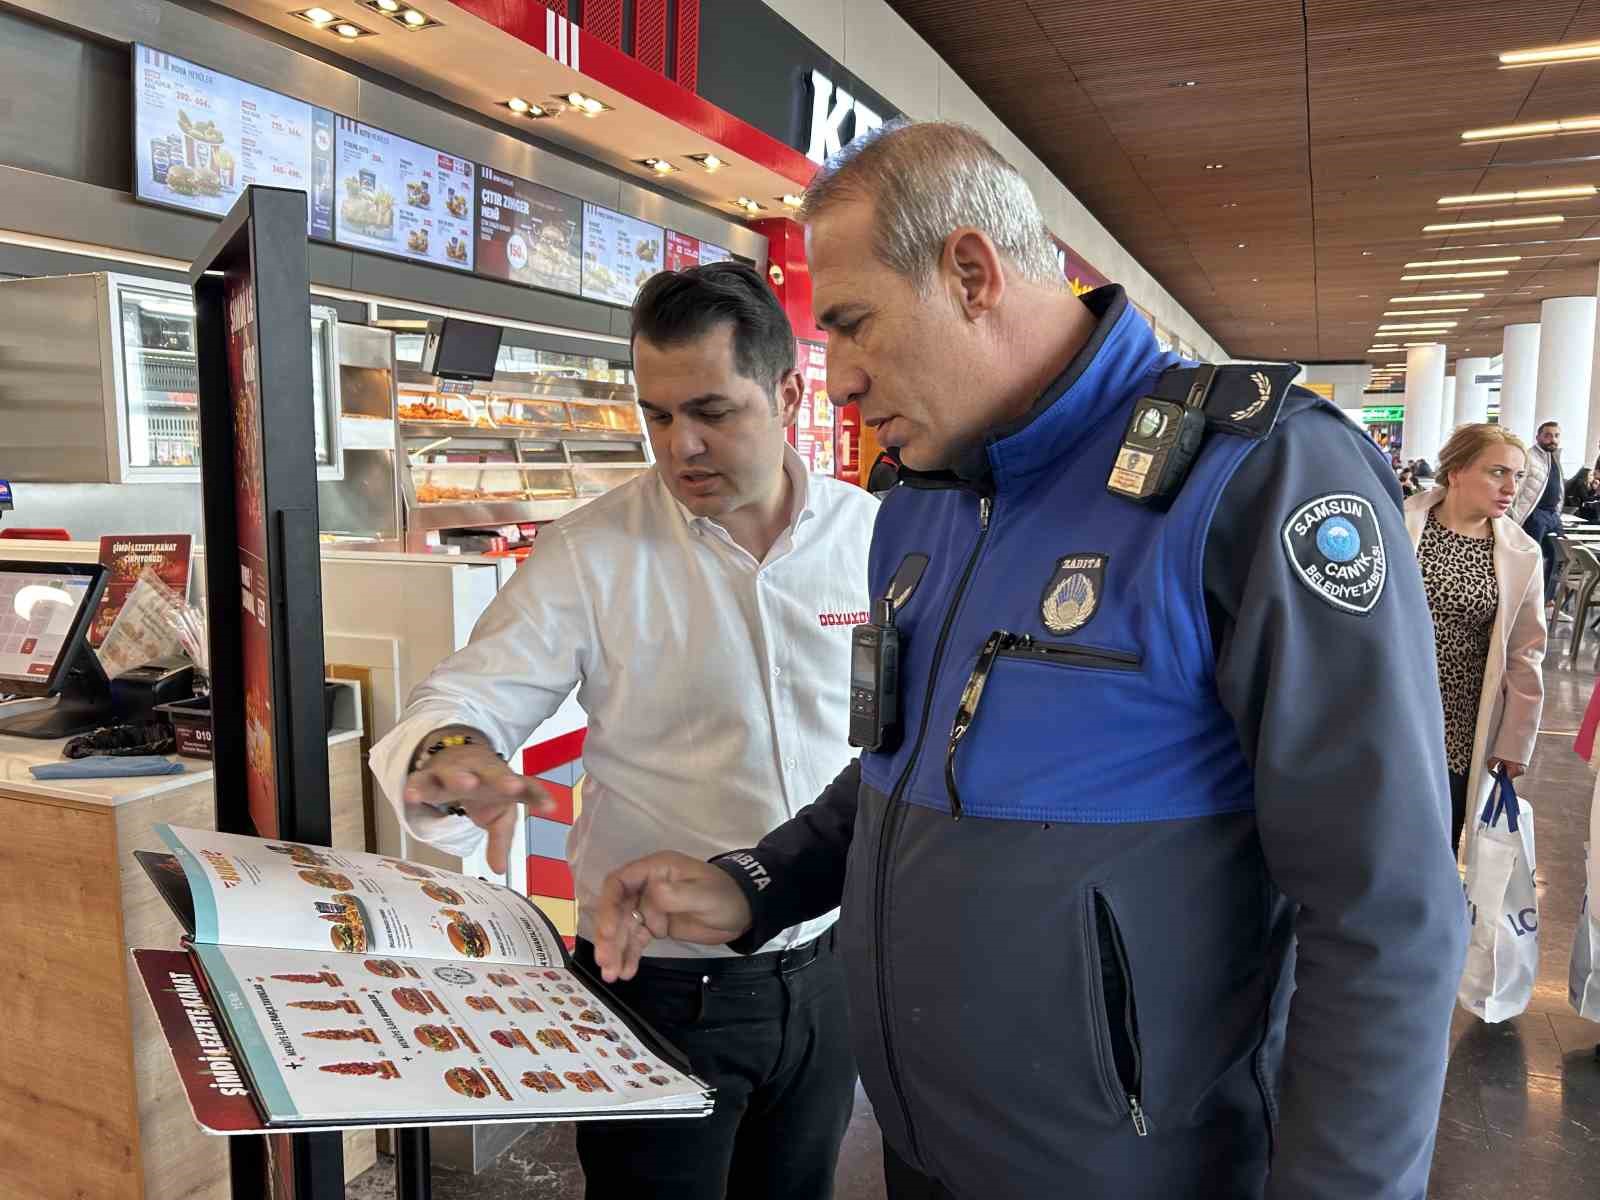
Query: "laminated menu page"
132 826 712 1134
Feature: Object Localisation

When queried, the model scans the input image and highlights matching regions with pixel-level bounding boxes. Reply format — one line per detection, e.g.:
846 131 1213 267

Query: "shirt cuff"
369 706 490 858
710 850 780 956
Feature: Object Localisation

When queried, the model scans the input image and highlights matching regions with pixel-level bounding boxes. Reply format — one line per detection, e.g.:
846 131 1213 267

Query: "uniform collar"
666 442 815 539
892 285 1171 495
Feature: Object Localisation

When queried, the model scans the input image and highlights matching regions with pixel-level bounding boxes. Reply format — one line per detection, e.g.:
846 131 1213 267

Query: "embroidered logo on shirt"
1282 493 1387 615
818 610 870 628
1039 553 1108 635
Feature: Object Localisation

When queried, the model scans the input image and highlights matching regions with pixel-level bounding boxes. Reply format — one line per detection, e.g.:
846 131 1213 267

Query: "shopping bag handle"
1479 768 1521 833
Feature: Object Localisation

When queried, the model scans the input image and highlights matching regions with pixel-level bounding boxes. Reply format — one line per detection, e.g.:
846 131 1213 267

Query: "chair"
1567 545 1600 667
1552 537 1585 625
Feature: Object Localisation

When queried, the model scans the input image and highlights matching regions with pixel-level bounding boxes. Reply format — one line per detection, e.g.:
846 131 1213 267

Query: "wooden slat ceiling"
887 0 1600 376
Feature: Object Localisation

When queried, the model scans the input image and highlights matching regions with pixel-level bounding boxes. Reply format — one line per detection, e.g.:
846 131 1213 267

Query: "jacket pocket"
1087 887 1149 1136
994 636 1141 673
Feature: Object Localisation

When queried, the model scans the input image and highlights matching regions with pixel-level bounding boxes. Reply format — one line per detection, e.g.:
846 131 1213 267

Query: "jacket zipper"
994 635 1141 671
1093 890 1149 1137
875 493 993 1161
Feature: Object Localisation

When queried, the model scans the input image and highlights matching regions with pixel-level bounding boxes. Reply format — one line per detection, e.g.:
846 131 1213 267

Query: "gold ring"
630 909 644 924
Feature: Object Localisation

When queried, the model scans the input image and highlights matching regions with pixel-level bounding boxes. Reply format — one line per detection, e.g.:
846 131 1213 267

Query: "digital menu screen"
581 204 664 306
133 45 334 238
475 166 583 295
664 231 733 272
334 117 475 272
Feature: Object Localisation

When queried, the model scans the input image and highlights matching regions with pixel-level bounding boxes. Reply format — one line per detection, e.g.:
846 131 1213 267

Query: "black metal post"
394 1129 433 1200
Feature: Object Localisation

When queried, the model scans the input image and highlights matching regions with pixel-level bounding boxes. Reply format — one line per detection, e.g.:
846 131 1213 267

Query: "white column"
1500 323 1541 436
1454 356 1491 426
1535 295 1596 474
1588 265 1600 465
1439 374 1458 444
1401 344 1447 464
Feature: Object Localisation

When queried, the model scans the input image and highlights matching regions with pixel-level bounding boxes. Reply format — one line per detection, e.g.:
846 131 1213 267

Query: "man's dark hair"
631 262 795 405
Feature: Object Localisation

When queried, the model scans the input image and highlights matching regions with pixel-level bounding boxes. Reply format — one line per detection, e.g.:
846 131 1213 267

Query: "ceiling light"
374 0 398 9
1379 322 1457 330
1221 202 1238 208
1402 341 1440 347
1367 345 1402 351
636 157 677 174
1399 270 1509 280
1463 115 1600 142
1403 256 1520 267
359 0 437 26
1424 215 1566 232
401 8 428 25
1383 308 1468 316
686 153 724 172
1362 250 1374 256
1236 242 1247 249
506 97 530 113
560 92 611 116
1437 185 1596 206
734 197 764 213
780 194 804 209
333 21 367 37
1205 163 1225 170
1172 80 1198 87
293 7 339 24
1500 41 1600 68
1389 292 1485 302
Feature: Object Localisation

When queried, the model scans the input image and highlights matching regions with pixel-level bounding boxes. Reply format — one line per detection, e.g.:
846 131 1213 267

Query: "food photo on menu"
334 117 475 272
581 204 664 307
131 826 711 1132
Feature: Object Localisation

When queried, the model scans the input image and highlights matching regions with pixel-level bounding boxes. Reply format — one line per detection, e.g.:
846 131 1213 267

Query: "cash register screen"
0 568 95 693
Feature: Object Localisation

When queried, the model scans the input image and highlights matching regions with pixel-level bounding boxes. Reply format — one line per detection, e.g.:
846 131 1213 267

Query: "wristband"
413 732 480 774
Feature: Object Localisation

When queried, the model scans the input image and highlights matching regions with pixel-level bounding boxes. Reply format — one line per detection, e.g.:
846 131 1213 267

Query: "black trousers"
572 931 855 1200
1524 508 1563 602
1450 769 1470 856
883 1138 958 1199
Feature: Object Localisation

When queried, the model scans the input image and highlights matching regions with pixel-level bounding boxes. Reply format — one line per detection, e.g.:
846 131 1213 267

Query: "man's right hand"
402 733 554 875
591 852 754 982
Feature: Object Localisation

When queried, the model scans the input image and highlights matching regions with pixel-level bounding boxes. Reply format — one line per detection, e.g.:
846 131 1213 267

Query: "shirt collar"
666 441 815 538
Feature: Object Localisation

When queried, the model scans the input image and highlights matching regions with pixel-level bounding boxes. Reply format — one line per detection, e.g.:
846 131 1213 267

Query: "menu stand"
191 185 433 1200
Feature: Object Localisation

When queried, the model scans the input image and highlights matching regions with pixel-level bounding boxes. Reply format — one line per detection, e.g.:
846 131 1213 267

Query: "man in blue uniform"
591 121 1467 1199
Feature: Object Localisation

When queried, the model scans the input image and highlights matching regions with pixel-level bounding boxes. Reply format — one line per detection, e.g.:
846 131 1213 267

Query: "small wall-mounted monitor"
420 318 502 382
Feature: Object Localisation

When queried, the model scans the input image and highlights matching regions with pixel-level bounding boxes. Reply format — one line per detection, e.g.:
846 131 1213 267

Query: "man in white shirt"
368 263 877 1199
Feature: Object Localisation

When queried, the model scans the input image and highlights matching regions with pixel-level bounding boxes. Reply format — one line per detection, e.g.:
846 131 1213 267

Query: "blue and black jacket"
715 286 1467 1199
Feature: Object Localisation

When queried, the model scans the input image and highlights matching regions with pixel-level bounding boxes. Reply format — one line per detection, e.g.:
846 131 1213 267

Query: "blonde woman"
1406 423 1547 854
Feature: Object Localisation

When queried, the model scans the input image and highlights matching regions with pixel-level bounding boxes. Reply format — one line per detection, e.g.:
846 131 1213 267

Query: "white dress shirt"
369 446 878 956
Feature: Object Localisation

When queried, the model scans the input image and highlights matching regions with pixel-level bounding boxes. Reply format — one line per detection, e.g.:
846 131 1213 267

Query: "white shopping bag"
1458 771 1539 1023
1570 844 1600 1020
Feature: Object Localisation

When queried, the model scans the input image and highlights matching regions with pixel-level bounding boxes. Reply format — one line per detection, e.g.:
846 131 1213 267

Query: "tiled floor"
351 660 1600 1199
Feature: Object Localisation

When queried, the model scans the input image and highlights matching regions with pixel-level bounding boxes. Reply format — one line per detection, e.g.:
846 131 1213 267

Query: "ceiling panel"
889 0 1600 369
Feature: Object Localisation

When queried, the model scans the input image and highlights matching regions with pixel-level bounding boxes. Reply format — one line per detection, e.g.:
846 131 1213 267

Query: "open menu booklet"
132 825 713 1134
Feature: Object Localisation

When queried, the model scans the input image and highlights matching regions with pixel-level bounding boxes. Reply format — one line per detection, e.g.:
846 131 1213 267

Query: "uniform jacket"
1405 488 1546 835
714 286 1468 1200
1509 443 1557 524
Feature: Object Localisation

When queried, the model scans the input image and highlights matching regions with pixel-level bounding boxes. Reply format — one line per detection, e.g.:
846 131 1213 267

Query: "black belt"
577 927 834 980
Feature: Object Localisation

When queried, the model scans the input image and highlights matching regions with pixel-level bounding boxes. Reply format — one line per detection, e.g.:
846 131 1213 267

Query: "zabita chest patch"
1281 493 1387 615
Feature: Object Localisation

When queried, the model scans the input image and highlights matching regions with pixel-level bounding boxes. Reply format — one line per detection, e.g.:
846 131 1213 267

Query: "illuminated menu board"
475 166 583 295
664 230 733 272
581 204 664 306
333 117 475 271
133 45 334 238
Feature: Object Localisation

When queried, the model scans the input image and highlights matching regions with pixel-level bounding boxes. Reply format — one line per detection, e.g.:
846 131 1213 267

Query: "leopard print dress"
1417 509 1498 774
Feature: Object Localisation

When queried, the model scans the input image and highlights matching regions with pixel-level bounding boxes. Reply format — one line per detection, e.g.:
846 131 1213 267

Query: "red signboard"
664 229 732 272
225 271 278 839
793 340 834 475
1052 235 1110 296
89 534 193 648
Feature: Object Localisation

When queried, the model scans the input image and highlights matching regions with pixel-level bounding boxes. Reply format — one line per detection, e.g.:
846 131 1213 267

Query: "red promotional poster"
792 340 834 476
664 230 732 273
224 270 278 839
89 535 193 647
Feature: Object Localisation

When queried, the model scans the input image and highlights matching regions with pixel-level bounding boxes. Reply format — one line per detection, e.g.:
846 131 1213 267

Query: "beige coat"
1405 489 1546 832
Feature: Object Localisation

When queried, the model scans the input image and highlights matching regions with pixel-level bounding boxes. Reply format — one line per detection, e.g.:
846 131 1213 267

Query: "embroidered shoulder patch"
1281 493 1387 615
1040 553 1107 634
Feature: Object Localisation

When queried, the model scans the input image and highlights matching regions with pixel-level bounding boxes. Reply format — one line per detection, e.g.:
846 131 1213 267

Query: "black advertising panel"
189 185 343 1197
133 45 334 239
475 165 583 296
581 203 664 306
334 117 475 271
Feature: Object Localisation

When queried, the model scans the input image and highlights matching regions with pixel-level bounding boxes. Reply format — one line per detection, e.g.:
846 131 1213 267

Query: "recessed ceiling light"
1368 345 1402 351
374 0 398 9
333 21 368 37
1437 185 1596 206
1500 41 1600 68
1171 80 1198 87
1400 269 1510 280
734 197 764 213
1236 242 1247 248
1424 215 1566 232
1383 308 1469 316
1362 250 1374 256
1379 322 1457 330
401 8 429 26
1251 277 1260 282
506 97 530 113
560 92 611 116
1221 201 1239 208
1462 115 1600 142
293 7 339 24
1403 255 1521 267
359 0 437 26
1389 292 1485 302
1357 293 1370 298
1205 163 1225 170
780 194 804 209
686 153 724 172
636 157 677 175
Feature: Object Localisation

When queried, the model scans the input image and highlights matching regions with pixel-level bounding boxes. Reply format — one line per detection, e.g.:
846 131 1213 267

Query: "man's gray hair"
800 119 1062 290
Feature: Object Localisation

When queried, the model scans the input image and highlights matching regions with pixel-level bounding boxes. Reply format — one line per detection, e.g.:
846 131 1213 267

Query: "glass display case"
390 337 650 550
112 277 342 480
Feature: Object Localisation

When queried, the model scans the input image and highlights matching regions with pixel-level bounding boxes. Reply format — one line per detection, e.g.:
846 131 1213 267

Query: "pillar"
1454 356 1491 426
1439 374 1458 445
1500 323 1540 437
1535 295 1596 474
1401 343 1447 465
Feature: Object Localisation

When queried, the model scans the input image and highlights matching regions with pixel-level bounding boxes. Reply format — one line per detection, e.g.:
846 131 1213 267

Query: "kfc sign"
806 70 885 164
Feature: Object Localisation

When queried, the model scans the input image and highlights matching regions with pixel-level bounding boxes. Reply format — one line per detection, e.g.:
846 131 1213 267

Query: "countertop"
0 727 363 807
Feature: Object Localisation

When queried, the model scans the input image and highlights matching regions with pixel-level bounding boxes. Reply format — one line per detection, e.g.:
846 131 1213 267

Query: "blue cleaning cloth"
30 755 185 780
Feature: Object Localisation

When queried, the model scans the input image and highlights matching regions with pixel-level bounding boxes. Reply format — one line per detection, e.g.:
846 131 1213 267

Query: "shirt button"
772 666 782 678
786 757 797 770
